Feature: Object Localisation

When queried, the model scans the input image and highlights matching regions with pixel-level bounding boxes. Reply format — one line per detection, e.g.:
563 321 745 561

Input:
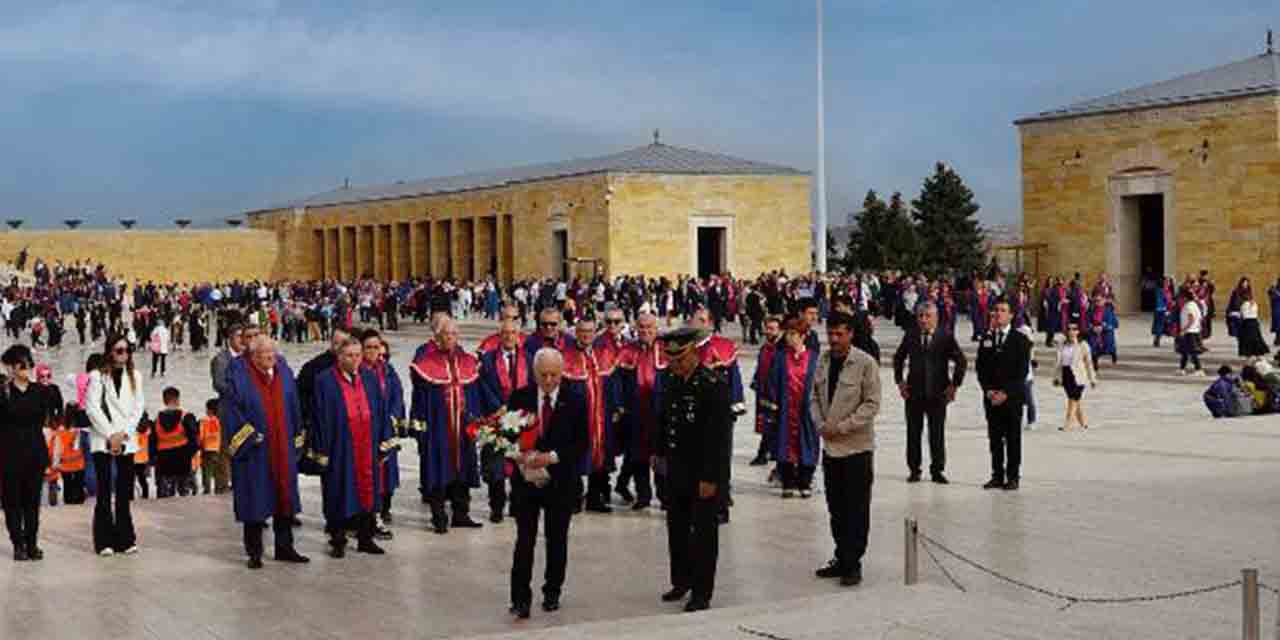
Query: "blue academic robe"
224 356 303 523
477 347 528 482
374 363 406 495
765 347 821 467
314 367 393 522
409 344 484 494
1085 304 1119 357
1269 287 1280 336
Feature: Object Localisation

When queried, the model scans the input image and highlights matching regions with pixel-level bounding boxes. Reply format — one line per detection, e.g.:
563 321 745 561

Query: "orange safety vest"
58 430 85 472
155 411 190 451
199 416 222 453
45 433 61 482
135 432 150 464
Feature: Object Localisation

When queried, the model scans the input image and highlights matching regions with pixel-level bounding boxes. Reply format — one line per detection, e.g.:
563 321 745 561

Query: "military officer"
654 327 732 613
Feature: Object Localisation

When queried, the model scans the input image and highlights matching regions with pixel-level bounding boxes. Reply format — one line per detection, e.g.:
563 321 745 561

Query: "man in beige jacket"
809 312 881 587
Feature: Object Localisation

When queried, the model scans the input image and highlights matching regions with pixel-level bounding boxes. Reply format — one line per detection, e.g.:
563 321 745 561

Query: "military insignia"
228 424 257 457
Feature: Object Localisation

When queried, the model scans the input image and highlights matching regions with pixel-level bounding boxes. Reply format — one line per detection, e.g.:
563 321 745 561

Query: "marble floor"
2 314 1277 639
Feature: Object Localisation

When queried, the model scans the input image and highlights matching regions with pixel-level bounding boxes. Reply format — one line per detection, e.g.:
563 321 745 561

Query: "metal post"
1274 588 1280 640
904 518 918 586
814 0 828 273
1244 568 1259 640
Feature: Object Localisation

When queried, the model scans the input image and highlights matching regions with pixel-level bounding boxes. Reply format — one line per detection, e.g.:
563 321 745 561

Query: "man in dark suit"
506 347 588 620
892 302 967 484
975 299 1032 491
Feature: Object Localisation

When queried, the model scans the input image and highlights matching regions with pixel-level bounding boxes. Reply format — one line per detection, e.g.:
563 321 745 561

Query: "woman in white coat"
85 332 146 557
1052 324 1098 431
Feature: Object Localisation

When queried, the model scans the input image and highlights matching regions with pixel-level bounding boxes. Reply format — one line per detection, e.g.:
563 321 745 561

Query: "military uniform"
655 328 732 611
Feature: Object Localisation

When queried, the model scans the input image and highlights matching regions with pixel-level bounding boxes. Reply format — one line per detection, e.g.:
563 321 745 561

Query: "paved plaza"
2 315 1278 639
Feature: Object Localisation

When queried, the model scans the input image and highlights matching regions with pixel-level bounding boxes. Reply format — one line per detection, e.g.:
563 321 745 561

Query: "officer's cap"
659 327 706 357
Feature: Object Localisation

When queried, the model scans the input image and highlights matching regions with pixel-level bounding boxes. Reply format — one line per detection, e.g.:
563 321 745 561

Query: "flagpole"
815 0 828 273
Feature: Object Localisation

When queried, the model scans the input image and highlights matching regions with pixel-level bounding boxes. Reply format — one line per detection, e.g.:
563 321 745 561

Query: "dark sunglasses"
606 318 624 325
539 322 559 328
113 347 129 354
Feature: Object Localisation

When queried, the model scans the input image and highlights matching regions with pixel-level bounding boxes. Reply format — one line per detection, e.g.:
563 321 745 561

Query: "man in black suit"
506 347 588 620
892 302 967 484
975 299 1032 491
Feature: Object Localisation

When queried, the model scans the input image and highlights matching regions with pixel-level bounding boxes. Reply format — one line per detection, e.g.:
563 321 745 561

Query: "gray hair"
533 347 564 372
915 302 938 316
248 334 277 355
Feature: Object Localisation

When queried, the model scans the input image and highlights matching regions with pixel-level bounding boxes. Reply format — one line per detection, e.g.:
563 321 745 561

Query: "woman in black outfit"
0 344 52 561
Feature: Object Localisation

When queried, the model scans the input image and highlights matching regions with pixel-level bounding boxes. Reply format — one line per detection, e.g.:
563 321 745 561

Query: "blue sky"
0 1 1275 229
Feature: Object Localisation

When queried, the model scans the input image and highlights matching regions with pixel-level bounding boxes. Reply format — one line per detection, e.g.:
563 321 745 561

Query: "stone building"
246 140 811 283
1016 43 1280 313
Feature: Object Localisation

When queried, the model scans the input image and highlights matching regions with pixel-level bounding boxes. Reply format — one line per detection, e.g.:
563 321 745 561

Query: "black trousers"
510 488 572 606
151 352 167 376
135 464 150 499
983 398 1024 481
243 515 296 558
327 512 375 547
905 399 947 474
63 470 87 505
665 486 719 602
487 477 508 516
822 451 873 574
92 453 137 553
619 459 653 503
586 469 612 504
2 468 41 550
426 482 471 521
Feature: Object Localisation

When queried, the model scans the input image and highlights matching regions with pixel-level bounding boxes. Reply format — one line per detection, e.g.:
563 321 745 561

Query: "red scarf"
335 369 374 511
248 362 292 515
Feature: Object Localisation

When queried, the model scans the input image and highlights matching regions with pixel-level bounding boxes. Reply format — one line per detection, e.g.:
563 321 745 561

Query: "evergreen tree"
843 190 890 271
911 162 985 275
884 191 922 272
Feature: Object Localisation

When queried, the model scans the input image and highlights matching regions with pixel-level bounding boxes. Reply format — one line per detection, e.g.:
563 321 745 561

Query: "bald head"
533 348 564 394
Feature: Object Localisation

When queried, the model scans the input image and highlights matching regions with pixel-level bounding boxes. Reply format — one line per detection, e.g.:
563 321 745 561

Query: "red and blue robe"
476 331 525 358
751 339 780 435
616 340 666 465
697 334 745 415
314 367 392 523
477 346 529 480
562 340 621 474
970 290 991 339
366 362 405 496
224 355 302 524
409 344 484 494
1084 303 1119 358
764 345 820 467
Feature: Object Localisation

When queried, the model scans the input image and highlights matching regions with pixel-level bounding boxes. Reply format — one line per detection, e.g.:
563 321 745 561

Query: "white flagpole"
815 0 829 273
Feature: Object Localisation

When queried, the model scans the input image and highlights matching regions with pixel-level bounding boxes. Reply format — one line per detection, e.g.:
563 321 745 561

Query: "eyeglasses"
113 347 128 354
539 322 559 328
606 318 624 325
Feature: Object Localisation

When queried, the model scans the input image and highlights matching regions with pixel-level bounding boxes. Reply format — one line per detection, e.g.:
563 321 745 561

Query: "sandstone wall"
0 230 281 284
1019 94 1280 315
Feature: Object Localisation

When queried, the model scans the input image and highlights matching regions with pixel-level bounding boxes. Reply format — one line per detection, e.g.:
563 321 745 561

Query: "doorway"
696 227 726 278
552 230 568 280
1137 194 1165 311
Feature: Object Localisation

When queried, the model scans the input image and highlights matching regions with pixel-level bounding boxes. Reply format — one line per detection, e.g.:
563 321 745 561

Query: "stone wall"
0 230 281 284
1019 94 1280 315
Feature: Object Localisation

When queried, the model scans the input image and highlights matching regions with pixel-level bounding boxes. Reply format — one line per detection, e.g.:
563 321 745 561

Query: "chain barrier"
1259 582 1280 596
919 533 966 593
918 532 1243 610
737 625 794 640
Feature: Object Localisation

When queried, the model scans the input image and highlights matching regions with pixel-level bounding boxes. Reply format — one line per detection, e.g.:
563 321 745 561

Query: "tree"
884 191 922 272
825 230 840 273
911 162 985 275
845 190 907 272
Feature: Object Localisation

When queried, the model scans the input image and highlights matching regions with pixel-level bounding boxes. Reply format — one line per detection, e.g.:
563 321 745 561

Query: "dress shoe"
840 568 863 587
247 556 263 569
381 511 394 525
683 599 710 612
615 486 635 503
631 500 650 511
982 478 1005 490
1003 479 1020 491
906 471 922 483
374 526 394 541
329 545 346 559
14 548 29 562
27 546 43 561
661 587 689 602
584 502 613 514
748 453 769 466
451 515 483 528
931 473 949 485
815 560 843 579
509 603 530 620
799 489 812 499
781 490 795 499
432 522 448 535
275 548 310 563
541 597 561 612
356 541 386 555
489 511 504 524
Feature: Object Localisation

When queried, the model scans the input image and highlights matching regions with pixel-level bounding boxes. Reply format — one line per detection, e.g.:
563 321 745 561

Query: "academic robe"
616 340 666 465
696 334 746 415
751 339 780 435
561 339 621 474
477 346 529 481
477 331 526 358
1084 303 1119 357
1152 288 1172 337
522 331 571 381
224 356 303 524
765 345 821 467
970 291 990 339
314 367 393 522
365 362 406 495
409 344 485 494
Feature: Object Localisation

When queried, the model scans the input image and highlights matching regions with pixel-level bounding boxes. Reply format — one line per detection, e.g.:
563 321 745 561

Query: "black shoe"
289 517 302 528
27 546 43 561
841 568 863 587
906 471 922 483
489 511 504 524
615 486 634 503
632 500 650 511
584 501 613 514
717 511 730 525
275 547 310 563
14 548 29 562
982 478 1005 490
452 515 483 529
432 521 448 535
247 556 263 569
356 541 386 555
509 603 530 619
661 587 689 602
541 597 560 612
1003 479 1020 491
748 453 769 466
684 599 710 612
931 473 949 485
329 545 346 559
815 560 843 579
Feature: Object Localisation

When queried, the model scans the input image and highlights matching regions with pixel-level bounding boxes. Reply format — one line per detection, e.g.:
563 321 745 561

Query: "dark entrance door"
552 230 569 280
1138 194 1164 312
696 227 725 278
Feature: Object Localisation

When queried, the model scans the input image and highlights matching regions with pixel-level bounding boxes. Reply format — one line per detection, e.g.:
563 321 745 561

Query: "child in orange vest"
55 403 89 504
134 415 152 500
149 387 200 498
198 399 228 494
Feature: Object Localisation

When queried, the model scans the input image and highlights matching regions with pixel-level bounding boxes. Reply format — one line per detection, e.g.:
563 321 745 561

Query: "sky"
0 1 1275 230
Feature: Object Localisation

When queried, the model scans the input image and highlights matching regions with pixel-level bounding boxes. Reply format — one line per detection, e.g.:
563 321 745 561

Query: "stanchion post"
904 518 918 586
1243 568 1259 640
1274 588 1279 640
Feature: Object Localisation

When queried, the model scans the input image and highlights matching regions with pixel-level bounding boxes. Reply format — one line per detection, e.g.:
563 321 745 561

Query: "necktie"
508 352 517 385
995 330 1004 349
922 332 931 350
540 394 553 442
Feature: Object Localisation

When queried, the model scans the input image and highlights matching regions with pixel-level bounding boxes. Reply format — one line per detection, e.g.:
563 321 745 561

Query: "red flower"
465 422 480 440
